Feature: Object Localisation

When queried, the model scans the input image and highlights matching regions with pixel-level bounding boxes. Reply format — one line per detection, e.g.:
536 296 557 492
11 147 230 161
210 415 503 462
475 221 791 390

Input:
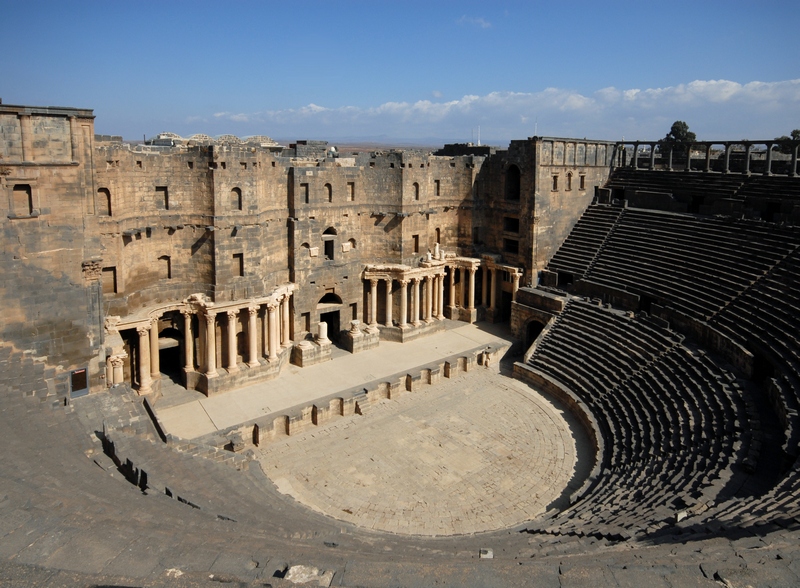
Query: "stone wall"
0 104 104 395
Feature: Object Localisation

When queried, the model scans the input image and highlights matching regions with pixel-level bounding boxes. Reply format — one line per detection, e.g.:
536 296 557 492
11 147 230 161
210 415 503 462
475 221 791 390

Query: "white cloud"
457 15 491 29
201 79 800 143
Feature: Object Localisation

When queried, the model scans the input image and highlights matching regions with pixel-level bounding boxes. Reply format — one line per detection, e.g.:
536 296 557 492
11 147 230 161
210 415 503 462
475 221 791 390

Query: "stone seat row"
524 301 756 540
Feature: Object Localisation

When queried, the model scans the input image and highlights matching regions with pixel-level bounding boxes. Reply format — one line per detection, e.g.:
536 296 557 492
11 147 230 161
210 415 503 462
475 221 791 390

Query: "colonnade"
617 140 800 176
115 290 294 395
364 258 523 328
367 271 447 328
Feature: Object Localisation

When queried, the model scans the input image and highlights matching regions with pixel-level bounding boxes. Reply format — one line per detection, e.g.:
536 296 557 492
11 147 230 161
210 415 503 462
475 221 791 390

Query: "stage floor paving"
259 365 586 536
155 320 513 440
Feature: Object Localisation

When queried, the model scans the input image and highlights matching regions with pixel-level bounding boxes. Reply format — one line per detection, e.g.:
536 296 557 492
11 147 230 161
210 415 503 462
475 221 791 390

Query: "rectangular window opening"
233 253 244 277
301 183 309 204
155 186 169 210
503 238 519 254
412 234 419 253
347 182 355 201
503 217 520 233
434 179 441 196
12 184 33 216
102 267 117 294
580 175 586 190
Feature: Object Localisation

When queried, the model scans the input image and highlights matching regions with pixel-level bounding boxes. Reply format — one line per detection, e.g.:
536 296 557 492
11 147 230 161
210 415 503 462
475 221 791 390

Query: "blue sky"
3 1 799 144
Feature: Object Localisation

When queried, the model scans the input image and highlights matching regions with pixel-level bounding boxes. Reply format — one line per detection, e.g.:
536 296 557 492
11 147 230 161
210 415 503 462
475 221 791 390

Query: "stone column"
247 307 259 367
704 144 712 172
668 147 674 172
317 321 329 342
649 143 656 170
137 325 152 394
411 278 421 326
267 303 278 361
110 356 125 386
467 268 476 310
512 272 521 301
765 143 774 176
385 279 393 326
182 311 194 371
744 144 752 174
226 310 238 371
792 145 798 178
686 143 693 171
489 269 497 310
481 266 488 307
632 142 639 169
437 273 445 320
431 275 438 318
205 312 218 377
399 279 409 327
369 279 378 327
448 267 456 309
425 276 433 321
281 294 291 347
262 306 269 358
723 144 731 174
149 318 160 379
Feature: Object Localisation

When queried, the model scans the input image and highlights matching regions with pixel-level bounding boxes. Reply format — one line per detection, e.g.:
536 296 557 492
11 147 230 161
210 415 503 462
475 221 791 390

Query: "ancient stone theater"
1 101 800 586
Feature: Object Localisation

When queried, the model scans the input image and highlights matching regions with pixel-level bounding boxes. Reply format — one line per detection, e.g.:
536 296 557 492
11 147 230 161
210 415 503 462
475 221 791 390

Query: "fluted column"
137 325 152 394
205 312 218 377
411 278 421 326
448 267 456 309
385 279 393 326
247 306 259 367
226 311 238 371
149 318 160 379
437 273 445 320
425 276 433 321
489 269 497 310
369 278 378 327
467 268 476 310
281 294 291 347
267 303 278 361
431 275 438 318
182 311 194 371
399 279 409 328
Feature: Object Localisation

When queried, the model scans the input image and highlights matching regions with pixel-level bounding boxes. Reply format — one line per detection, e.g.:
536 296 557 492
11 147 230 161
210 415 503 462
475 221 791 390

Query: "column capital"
248 306 258 317
181 309 193 318
267 302 278 312
226 309 238 320
136 325 149 336
205 311 216 324
399 278 409 287
370 278 379 287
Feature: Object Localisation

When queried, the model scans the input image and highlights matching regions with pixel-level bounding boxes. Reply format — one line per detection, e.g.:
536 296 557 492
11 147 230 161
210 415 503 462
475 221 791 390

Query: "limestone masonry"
0 102 613 399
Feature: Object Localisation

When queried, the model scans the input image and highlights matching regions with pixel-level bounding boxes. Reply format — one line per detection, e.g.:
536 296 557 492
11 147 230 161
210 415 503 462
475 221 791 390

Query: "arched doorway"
317 292 343 342
525 320 546 349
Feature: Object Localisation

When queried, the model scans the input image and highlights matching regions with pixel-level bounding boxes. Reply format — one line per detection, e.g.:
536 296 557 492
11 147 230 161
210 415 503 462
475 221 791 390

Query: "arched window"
505 165 520 200
230 187 242 210
348 238 357 250
413 182 420 201
566 173 572 191
322 227 337 260
97 188 112 216
324 183 332 202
